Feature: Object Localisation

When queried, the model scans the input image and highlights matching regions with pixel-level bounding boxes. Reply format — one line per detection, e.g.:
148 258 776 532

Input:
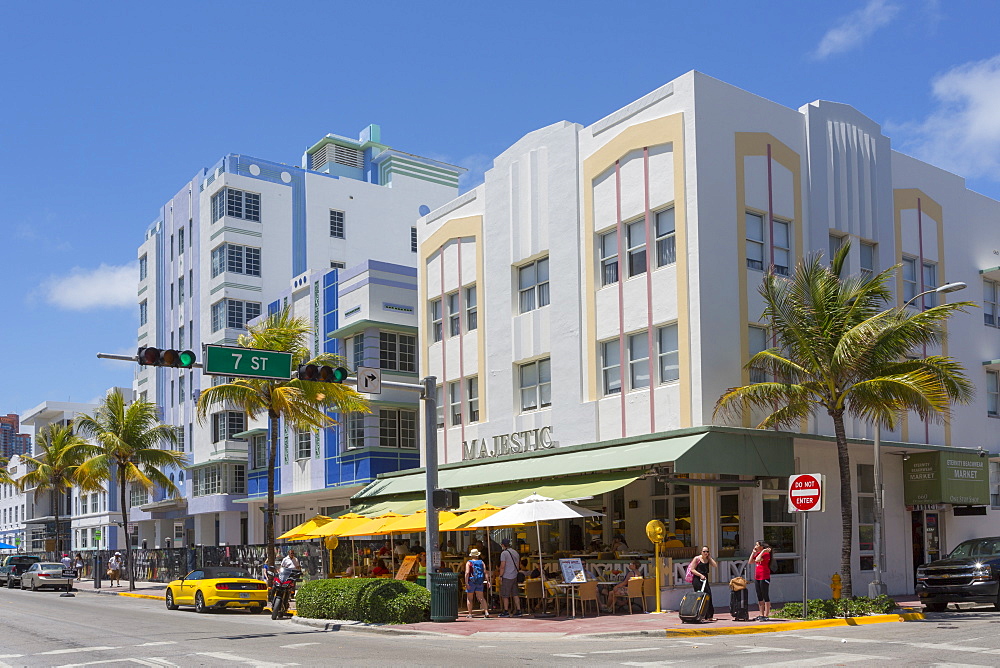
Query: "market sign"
903 451 990 506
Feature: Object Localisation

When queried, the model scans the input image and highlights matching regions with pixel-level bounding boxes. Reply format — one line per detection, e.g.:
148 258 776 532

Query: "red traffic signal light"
137 347 196 368
297 364 349 382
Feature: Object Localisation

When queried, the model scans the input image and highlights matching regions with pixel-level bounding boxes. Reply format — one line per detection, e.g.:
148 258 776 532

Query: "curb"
292 616 436 635
664 612 925 637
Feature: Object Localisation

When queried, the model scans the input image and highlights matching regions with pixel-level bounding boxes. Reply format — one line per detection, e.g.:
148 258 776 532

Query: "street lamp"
870 280 967 597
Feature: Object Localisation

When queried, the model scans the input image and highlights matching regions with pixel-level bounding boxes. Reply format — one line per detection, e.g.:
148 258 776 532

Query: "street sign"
204 344 293 380
788 473 825 512
93 529 102 539
357 366 382 394
127 523 138 534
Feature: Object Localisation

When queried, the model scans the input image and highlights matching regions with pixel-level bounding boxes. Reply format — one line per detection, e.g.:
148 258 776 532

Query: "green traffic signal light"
297 364 350 383
137 347 197 368
177 350 196 368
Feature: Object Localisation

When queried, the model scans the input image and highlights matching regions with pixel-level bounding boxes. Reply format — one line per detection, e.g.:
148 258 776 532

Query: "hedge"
296 578 430 624
776 595 897 620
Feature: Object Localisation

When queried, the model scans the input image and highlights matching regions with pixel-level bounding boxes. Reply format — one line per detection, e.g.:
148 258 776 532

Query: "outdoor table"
555 582 582 618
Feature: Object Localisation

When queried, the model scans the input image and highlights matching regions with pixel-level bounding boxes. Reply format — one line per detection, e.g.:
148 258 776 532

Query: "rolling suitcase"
729 566 750 621
678 579 710 623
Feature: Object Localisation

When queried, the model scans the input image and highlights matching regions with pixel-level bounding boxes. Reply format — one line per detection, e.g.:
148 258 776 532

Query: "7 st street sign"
203 344 293 380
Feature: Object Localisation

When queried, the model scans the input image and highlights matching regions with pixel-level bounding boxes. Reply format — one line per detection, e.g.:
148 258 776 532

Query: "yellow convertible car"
164 566 268 613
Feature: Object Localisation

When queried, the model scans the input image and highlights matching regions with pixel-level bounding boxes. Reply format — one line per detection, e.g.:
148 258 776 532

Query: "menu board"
559 558 587 583
395 555 419 580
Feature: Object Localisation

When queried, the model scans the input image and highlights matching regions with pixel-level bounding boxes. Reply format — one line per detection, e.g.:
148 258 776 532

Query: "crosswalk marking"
734 646 794 653
591 648 661 654
195 652 289 667
39 647 119 656
279 643 320 649
136 642 177 647
745 653 877 666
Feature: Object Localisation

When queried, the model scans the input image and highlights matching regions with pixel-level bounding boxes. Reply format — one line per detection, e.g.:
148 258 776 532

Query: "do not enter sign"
788 473 825 512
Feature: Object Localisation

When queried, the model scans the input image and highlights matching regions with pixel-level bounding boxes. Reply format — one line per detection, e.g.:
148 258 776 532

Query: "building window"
448 292 461 337
139 255 147 281
922 261 938 308
773 219 790 276
651 478 691 546
189 270 193 297
211 411 246 443
435 385 444 429
170 234 174 261
467 377 479 423
762 477 798 574
857 464 875 571
178 227 185 254
250 435 267 470
657 324 679 383
330 210 345 238
430 299 442 342
411 227 417 253
449 381 462 426
601 340 621 395
351 333 364 370
655 208 676 267
129 486 149 508
901 257 918 304
191 464 245 496
170 283 174 307
718 477 741 554
296 431 311 460
188 319 193 347
985 280 999 327
91 493 98 514
211 243 261 278
599 230 619 286
519 358 552 411
178 326 185 352
346 413 365 449
379 332 416 372
828 233 844 265
178 277 184 305
465 286 477 331
860 241 876 278
988 371 999 417
211 299 261 332
178 377 185 407
627 332 650 390
518 257 550 313
748 326 769 384
379 409 417 448
211 188 260 223
175 424 185 452
139 300 147 326
330 261 345 270
625 219 647 277
746 212 765 271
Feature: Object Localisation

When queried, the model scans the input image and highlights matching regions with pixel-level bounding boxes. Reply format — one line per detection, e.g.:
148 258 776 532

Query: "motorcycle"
269 566 302 620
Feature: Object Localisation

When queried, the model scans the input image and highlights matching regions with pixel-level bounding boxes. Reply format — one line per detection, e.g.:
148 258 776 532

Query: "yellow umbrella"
439 504 510 531
302 513 371 538
338 512 406 538
379 509 458 534
276 514 332 540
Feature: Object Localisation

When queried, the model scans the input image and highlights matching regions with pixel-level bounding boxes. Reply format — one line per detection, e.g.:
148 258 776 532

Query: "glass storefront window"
762 477 798 574
857 464 875 570
719 492 740 556
650 478 692 546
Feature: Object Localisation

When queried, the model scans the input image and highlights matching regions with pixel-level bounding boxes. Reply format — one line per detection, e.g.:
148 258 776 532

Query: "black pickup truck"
0 555 43 589
916 537 1000 611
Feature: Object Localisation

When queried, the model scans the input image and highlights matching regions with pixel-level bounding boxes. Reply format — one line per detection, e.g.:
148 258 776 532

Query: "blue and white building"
134 125 461 547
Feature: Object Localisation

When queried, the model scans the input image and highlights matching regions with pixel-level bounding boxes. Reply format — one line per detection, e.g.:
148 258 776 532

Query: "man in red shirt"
749 540 772 621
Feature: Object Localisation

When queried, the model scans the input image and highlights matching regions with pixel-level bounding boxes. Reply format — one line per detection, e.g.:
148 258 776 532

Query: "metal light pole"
869 281 966 597
422 376 440 582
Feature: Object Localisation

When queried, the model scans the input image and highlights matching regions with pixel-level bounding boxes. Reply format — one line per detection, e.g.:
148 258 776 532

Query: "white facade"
136 125 461 547
391 71 1000 600
0 456 27 551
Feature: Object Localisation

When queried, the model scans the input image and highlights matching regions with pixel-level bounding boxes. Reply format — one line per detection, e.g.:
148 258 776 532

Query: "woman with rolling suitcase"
685 546 718 621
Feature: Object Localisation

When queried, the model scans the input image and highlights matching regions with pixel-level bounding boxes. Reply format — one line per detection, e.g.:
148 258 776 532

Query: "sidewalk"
292 597 927 638
73 579 167 598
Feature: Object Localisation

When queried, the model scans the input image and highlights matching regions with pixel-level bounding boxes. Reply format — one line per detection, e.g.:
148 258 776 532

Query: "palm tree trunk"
830 408 853 598
120 469 135 591
266 411 278 568
53 490 61 558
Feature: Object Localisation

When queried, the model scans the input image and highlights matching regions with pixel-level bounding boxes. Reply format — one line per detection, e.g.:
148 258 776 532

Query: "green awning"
353 428 793 506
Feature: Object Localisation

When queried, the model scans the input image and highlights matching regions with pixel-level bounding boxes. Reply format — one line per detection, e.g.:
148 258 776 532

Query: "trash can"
429 571 460 622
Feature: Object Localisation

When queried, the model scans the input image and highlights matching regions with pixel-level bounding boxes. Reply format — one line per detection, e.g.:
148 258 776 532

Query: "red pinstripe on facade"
917 197 930 444
439 247 448 463
643 147 656 435
457 239 466 446
615 161 627 437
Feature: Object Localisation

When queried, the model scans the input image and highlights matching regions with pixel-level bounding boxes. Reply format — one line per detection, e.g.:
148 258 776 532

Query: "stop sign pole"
788 473 825 618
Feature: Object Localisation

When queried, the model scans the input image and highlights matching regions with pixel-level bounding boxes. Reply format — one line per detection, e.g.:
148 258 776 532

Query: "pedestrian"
749 540 772 621
108 552 123 587
60 553 72 570
611 535 629 553
370 558 390 576
394 539 410 560
74 553 84 581
497 539 522 617
687 546 718 622
280 549 300 571
463 548 490 618
607 560 645 612
378 540 392 557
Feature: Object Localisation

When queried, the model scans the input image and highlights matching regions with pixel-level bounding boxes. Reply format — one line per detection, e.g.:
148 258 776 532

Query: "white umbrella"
472 493 603 615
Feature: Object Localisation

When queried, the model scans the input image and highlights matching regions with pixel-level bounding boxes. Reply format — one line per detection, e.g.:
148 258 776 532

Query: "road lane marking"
196 652 288 667
591 649 661 654
746 654 878 666
553 654 586 658
735 646 794 653
0 657 23 660
136 642 177 647
279 643 320 649
39 647 119 655
620 662 678 666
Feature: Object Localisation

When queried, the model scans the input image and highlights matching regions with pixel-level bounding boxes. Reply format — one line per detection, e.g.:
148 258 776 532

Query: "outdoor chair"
524 578 544 612
578 580 600 617
626 577 644 614
642 577 657 611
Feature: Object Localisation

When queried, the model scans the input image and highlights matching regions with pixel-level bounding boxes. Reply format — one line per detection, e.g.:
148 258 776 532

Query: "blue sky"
2 0 999 427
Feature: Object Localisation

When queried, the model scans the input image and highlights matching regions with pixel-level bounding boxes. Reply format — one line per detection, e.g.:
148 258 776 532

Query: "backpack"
468 559 485 583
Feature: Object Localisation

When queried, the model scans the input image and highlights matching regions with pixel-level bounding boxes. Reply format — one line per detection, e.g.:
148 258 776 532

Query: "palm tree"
196 306 369 567
715 244 973 597
0 458 12 486
18 423 95 555
75 388 186 591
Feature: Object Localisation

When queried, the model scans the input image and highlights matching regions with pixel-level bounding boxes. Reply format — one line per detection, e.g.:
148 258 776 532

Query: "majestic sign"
788 473 824 512
461 426 555 461
903 451 990 506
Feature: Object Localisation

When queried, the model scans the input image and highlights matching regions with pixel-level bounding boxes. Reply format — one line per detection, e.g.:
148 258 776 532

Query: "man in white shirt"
60 554 72 570
393 540 410 560
497 539 522 617
280 549 300 571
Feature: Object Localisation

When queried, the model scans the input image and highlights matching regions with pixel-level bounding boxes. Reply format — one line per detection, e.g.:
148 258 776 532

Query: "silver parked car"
20 562 73 591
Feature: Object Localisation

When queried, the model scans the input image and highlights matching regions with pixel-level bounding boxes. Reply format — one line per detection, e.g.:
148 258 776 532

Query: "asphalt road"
3 587 1000 667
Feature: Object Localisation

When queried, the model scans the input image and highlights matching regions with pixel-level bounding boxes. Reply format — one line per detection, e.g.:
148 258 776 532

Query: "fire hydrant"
831 573 842 599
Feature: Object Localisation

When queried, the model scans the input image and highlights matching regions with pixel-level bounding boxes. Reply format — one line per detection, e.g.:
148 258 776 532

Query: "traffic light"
297 364 350 382
137 346 197 368
432 488 460 510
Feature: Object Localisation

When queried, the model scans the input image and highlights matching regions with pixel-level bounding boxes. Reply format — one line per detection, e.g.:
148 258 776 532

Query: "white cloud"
813 0 900 60
457 153 493 193
892 55 1000 180
38 262 138 310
